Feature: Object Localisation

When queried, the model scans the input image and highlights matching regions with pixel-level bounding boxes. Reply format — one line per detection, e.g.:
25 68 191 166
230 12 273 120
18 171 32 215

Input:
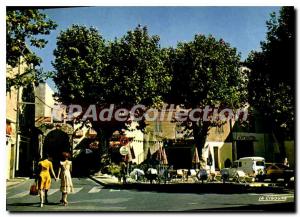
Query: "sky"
30 6 280 92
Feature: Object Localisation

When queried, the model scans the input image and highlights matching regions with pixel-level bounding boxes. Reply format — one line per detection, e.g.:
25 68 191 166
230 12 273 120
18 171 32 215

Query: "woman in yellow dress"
37 154 57 207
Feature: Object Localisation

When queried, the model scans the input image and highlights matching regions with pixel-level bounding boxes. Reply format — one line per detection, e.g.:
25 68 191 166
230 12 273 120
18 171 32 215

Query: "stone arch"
37 123 73 171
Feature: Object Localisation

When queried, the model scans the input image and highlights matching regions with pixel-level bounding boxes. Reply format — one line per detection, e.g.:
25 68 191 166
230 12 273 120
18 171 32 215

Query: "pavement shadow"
102 183 290 194
7 202 61 207
187 202 295 212
7 202 41 207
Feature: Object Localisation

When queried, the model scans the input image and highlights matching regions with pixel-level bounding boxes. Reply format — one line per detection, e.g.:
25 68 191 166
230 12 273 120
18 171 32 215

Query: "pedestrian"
283 157 290 167
120 160 127 184
57 152 74 206
37 154 57 207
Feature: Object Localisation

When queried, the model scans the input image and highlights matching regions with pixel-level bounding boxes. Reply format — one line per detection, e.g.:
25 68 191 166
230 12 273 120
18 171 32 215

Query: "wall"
6 61 27 179
124 122 145 164
35 83 55 119
202 141 232 172
284 140 295 168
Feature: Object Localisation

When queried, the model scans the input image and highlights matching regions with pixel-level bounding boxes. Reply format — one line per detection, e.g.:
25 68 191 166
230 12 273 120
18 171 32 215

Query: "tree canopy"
166 34 248 164
52 25 172 154
246 7 295 143
6 8 57 90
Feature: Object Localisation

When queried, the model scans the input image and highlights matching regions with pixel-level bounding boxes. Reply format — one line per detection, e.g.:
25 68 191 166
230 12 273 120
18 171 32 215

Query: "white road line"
47 189 60 195
109 189 120 192
8 191 29 199
88 186 102 193
70 187 83 194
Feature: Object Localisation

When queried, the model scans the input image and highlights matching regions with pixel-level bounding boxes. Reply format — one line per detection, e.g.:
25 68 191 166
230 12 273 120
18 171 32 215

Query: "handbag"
29 183 38 196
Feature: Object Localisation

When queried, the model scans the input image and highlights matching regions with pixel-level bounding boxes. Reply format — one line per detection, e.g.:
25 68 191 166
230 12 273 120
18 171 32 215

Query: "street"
6 178 295 212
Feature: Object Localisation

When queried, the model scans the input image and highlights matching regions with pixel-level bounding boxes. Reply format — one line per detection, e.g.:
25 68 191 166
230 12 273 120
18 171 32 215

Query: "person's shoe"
40 203 43 207
45 199 49 204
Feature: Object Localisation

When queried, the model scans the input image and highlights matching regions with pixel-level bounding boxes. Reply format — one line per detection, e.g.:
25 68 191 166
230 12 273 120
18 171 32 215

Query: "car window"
256 161 265 166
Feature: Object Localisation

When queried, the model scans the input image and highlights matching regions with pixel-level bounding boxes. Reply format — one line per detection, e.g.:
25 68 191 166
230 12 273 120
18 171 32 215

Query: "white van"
232 157 265 176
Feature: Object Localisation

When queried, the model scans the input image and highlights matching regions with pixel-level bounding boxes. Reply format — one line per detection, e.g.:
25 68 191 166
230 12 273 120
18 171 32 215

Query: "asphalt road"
6 178 295 212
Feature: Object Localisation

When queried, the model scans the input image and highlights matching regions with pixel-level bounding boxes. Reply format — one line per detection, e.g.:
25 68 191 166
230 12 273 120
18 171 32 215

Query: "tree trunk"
192 121 209 169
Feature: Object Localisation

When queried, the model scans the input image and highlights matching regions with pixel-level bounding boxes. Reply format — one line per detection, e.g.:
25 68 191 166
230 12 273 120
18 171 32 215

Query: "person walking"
120 161 127 184
37 154 57 207
57 152 74 206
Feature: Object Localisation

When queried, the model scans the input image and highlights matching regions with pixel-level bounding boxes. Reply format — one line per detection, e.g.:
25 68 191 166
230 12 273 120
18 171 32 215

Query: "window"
215 125 224 134
256 161 265 166
238 162 242 167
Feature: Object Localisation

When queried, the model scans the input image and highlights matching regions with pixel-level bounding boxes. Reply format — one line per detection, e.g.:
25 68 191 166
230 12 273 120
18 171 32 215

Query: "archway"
43 129 71 171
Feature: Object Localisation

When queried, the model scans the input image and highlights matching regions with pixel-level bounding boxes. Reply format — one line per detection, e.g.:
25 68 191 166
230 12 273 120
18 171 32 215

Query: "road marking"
70 187 83 194
88 186 102 193
8 191 29 199
47 189 60 195
109 189 120 192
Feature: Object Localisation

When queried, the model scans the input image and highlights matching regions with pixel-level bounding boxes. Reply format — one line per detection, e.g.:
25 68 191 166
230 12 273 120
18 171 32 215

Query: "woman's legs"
64 193 68 205
39 190 44 207
45 189 48 203
61 192 68 205
60 192 68 205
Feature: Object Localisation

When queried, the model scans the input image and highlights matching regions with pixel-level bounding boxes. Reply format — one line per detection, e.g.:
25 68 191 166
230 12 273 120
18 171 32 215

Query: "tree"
6 8 57 90
53 24 107 105
167 34 247 167
52 25 171 158
246 7 295 158
105 25 171 107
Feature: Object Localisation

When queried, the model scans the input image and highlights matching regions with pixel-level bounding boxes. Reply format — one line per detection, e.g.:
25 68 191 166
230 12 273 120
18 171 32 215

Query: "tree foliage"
167 34 247 164
53 25 107 105
246 7 295 142
6 8 57 90
105 25 171 107
52 25 172 155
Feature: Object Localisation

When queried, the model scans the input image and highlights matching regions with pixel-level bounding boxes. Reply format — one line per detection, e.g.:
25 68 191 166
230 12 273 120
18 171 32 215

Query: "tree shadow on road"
7 202 61 207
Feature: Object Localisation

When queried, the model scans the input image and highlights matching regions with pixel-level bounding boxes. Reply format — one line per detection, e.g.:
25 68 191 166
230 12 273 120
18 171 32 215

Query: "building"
35 82 56 123
6 56 32 179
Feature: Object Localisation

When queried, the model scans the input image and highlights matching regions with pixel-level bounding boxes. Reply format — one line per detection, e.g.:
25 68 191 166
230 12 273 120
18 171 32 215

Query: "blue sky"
31 6 280 91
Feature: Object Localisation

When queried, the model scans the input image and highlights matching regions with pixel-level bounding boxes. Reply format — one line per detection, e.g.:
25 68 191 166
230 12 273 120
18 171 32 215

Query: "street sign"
119 146 129 156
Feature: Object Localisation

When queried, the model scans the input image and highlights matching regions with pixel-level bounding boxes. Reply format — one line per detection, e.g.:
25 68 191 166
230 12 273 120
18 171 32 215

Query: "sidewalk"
6 177 29 188
90 173 290 194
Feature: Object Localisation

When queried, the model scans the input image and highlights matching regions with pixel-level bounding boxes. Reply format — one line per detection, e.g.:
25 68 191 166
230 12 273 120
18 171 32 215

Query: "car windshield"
256 161 265 166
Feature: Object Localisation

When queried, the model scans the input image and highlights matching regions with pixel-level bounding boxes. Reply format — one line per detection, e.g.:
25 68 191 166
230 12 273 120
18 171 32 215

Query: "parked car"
236 157 265 176
265 163 294 182
221 156 265 182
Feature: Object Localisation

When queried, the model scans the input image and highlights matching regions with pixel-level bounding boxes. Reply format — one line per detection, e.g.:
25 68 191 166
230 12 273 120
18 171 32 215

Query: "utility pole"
13 56 21 178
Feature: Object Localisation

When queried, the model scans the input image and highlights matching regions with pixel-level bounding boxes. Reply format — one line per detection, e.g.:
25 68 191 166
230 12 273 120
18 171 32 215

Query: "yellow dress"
38 159 53 190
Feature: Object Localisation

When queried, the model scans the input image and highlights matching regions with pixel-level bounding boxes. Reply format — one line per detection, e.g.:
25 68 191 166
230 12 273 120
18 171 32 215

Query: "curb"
89 176 289 194
89 176 122 187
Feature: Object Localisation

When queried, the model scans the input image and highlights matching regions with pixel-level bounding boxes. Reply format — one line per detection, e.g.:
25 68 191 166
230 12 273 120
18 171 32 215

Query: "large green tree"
167 34 248 166
52 25 171 157
6 8 57 90
246 7 295 158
